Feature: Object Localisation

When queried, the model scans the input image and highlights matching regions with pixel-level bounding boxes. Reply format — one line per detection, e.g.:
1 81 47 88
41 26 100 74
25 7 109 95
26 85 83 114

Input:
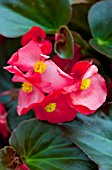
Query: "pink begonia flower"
34 90 77 123
4 66 49 116
21 26 52 55
53 44 82 74
64 60 107 115
0 102 8 137
7 41 73 93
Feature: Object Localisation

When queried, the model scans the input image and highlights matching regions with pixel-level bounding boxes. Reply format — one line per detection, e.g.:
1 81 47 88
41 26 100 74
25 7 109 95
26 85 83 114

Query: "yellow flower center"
34 60 47 74
22 82 33 93
44 103 56 112
80 78 90 90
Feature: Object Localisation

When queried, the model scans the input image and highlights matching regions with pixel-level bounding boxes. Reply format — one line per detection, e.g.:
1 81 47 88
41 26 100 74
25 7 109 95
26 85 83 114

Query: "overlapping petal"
8 41 49 72
34 90 77 123
7 42 73 93
71 60 92 82
21 26 52 55
69 74 107 114
21 26 46 46
4 66 46 116
64 60 107 114
17 87 44 116
42 60 73 93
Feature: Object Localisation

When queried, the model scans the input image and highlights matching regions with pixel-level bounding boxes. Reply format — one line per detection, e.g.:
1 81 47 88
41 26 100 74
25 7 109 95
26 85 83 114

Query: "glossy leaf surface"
61 110 112 170
10 119 97 170
0 0 71 37
88 1 112 58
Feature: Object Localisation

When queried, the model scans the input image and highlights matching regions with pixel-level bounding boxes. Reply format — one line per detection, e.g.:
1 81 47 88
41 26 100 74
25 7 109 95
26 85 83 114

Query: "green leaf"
68 3 91 40
0 146 21 170
89 38 112 58
95 102 112 121
7 101 35 132
69 0 98 5
88 1 112 58
71 31 92 56
72 31 90 49
61 112 112 170
54 26 74 59
9 119 97 170
0 0 71 37
0 37 20 92
0 71 14 105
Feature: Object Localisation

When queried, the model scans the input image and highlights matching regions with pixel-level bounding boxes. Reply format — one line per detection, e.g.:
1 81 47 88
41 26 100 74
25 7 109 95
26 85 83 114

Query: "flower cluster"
4 26 107 123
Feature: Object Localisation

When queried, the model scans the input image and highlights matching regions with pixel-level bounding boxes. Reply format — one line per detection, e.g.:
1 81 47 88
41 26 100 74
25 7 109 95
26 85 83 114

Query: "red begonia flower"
0 102 8 137
7 41 73 93
64 60 107 114
52 44 82 74
4 66 47 116
21 26 52 55
34 90 77 123
21 26 46 46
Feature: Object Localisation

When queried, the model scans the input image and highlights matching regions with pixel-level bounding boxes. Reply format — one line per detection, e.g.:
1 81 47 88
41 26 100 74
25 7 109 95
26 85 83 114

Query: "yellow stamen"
34 60 47 74
44 103 56 112
80 78 90 90
22 82 33 93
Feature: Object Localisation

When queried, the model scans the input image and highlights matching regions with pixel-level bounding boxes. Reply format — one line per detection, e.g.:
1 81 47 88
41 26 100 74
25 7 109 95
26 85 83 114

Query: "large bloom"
7 40 73 93
34 90 77 123
4 66 48 116
0 102 8 137
64 60 107 114
21 26 52 55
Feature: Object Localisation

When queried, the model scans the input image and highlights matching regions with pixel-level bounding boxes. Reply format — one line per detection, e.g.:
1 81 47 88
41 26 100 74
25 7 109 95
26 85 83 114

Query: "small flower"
64 60 107 114
0 102 8 137
34 90 77 123
21 26 52 55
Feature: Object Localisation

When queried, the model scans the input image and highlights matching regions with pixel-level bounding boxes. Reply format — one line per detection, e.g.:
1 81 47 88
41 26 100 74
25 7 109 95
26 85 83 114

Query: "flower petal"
4 66 42 86
21 26 46 46
13 41 49 71
34 90 77 123
83 65 98 79
69 74 107 112
7 52 18 65
41 60 73 93
17 88 44 116
39 40 52 55
71 60 92 81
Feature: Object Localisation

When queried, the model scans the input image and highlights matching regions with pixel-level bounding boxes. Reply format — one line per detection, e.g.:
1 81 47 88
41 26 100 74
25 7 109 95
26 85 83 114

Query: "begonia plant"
0 0 112 170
